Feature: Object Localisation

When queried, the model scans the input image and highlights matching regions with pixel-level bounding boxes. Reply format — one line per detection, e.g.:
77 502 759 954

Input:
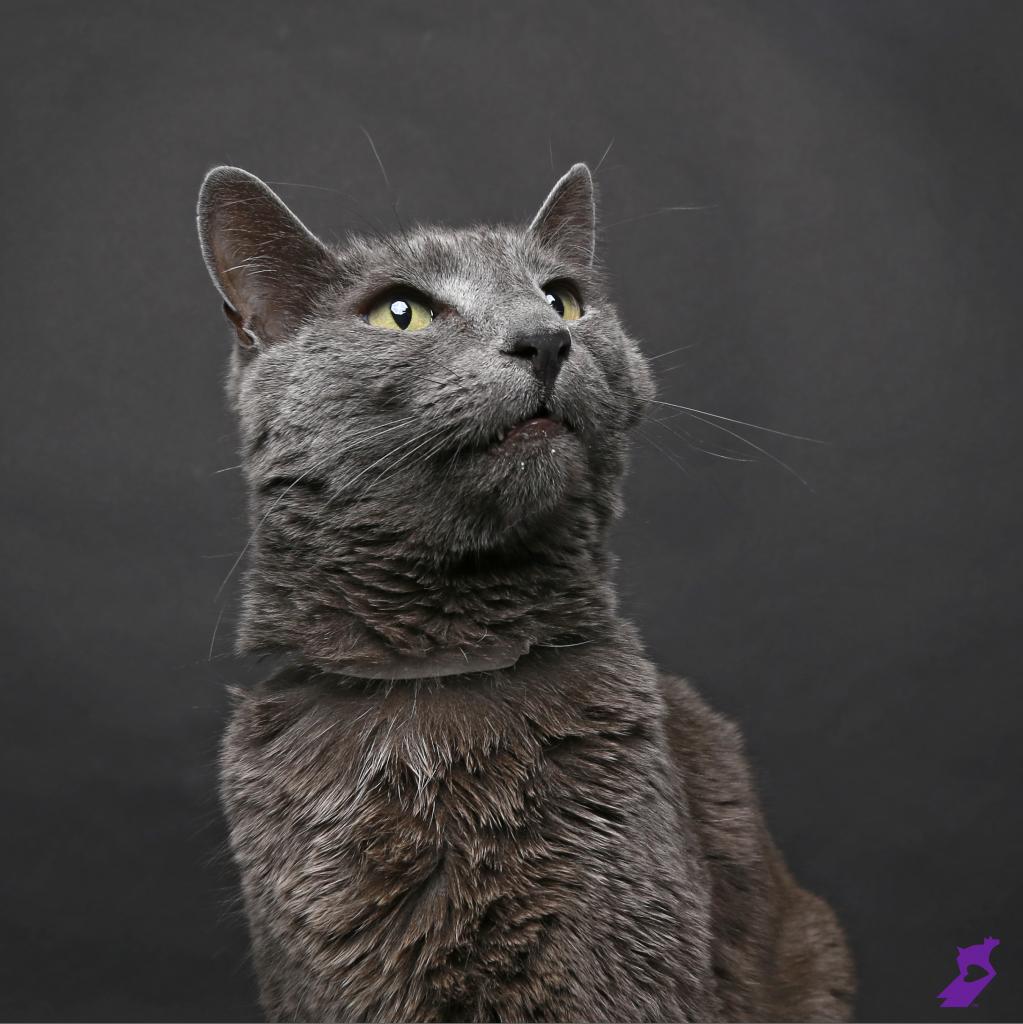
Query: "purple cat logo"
938 937 1000 1008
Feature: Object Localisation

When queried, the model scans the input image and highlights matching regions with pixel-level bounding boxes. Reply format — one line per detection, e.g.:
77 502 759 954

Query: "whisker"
653 361 689 375
681 410 814 491
636 425 693 479
683 445 752 463
603 205 716 230
360 125 391 191
353 426 450 500
648 399 826 444
265 180 348 195
321 428 442 514
648 417 753 463
208 605 225 662
534 638 597 649
594 137 615 173
266 181 389 237
647 344 700 362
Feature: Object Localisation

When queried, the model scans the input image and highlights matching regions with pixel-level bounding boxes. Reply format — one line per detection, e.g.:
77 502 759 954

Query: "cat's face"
198 165 653 559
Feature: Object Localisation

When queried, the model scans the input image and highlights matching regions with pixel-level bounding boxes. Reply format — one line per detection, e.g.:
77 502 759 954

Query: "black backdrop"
2 2 1021 1020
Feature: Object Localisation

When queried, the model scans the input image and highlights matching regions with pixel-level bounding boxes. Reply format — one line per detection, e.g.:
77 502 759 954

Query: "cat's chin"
473 432 587 534
479 423 583 484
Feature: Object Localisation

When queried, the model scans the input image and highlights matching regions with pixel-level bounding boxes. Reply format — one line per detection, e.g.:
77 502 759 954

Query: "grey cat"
197 162 854 1023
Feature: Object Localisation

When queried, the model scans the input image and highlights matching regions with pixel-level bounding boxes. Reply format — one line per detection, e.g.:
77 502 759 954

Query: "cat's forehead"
340 226 568 298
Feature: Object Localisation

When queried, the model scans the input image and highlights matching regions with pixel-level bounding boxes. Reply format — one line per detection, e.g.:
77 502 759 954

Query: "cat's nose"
503 329 571 392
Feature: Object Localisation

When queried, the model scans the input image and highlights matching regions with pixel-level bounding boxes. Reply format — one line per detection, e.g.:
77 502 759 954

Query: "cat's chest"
222 670 697 1020
277 712 594 945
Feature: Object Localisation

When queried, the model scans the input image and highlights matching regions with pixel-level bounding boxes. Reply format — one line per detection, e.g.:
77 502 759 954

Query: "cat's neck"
235 515 620 676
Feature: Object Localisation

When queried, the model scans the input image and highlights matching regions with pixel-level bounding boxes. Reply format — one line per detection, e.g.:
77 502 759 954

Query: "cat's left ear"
528 163 596 266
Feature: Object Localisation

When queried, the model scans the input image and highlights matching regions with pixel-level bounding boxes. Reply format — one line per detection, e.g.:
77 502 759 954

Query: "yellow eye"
366 292 434 332
543 283 583 321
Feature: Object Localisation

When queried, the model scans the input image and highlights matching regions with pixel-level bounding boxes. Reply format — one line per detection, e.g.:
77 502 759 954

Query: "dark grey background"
2 1 1020 1020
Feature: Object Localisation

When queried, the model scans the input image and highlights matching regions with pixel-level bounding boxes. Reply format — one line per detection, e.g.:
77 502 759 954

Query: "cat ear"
528 163 596 266
197 166 338 348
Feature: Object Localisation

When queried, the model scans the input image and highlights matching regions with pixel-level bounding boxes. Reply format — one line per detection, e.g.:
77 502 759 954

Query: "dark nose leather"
504 329 571 392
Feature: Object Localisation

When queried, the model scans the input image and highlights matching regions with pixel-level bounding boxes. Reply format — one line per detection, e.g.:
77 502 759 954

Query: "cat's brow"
433 273 483 311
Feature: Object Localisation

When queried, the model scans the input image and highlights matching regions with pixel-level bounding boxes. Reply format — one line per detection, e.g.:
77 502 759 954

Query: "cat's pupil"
390 300 412 329
546 291 565 317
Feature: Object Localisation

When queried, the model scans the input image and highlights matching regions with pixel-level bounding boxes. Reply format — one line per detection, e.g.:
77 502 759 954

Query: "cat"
197 161 855 1022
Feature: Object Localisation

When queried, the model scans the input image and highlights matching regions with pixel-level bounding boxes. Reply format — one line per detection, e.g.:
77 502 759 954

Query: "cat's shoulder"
655 673 764 842
656 674 751 781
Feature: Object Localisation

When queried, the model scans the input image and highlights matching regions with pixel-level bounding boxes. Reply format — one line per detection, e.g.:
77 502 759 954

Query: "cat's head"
198 164 652 555
197 165 653 666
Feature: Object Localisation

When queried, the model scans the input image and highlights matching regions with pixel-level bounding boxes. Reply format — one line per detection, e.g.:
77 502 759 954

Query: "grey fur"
197 163 854 1022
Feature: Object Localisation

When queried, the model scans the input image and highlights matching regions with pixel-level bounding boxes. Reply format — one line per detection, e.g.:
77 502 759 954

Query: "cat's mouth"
490 407 570 450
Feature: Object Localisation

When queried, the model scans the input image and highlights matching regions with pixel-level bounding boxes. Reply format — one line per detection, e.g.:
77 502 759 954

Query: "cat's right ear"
197 166 338 349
